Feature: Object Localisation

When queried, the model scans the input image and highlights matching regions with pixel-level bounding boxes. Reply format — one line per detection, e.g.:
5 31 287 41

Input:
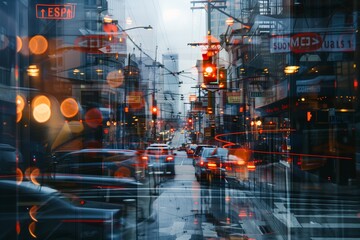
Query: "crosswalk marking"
311 238 360 240
271 192 360 235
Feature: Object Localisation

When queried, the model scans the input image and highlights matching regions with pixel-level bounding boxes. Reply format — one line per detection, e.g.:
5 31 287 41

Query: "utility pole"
191 0 226 140
152 46 158 141
190 0 226 38
145 46 162 142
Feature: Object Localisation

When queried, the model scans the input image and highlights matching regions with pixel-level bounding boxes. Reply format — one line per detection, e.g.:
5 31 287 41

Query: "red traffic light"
202 55 217 85
203 63 217 85
152 106 158 120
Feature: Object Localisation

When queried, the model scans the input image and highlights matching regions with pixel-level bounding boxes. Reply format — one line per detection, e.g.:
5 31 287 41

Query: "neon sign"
36 4 76 20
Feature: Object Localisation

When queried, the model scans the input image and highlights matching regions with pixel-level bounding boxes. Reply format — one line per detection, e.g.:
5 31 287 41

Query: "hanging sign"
36 4 76 20
270 32 355 53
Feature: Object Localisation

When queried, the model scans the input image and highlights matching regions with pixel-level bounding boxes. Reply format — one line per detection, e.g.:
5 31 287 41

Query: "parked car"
194 147 228 184
143 145 176 175
42 149 151 221
49 148 147 181
192 144 217 166
0 180 126 240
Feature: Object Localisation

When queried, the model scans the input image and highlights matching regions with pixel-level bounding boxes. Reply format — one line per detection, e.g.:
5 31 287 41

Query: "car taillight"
200 161 204 166
247 162 256 171
141 156 148 161
166 156 174 162
237 159 245 165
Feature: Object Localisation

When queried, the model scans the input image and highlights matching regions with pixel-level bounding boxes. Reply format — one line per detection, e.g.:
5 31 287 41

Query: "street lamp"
122 25 153 31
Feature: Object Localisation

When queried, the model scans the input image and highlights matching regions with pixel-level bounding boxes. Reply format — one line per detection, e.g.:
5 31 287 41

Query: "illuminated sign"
74 35 111 54
249 91 274 98
36 4 76 20
226 92 241 104
290 33 323 53
297 85 321 94
270 33 355 53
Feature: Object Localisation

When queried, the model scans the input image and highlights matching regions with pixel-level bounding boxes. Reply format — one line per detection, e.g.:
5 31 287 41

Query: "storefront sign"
126 95 141 104
36 4 76 20
270 33 355 53
297 85 321 93
250 91 274 98
227 92 241 104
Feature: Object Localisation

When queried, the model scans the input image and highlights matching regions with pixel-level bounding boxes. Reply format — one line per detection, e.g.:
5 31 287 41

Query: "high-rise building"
162 53 179 117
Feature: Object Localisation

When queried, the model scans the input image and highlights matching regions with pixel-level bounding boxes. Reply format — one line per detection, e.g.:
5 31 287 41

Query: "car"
143 145 176 175
186 144 197 158
178 143 187 151
194 147 228 184
192 144 217 166
49 148 147 181
0 180 126 240
42 149 152 222
223 145 252 183
150 143 175 151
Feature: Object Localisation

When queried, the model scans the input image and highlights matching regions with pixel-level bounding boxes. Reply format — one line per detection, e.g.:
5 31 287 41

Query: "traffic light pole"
152 46 158 141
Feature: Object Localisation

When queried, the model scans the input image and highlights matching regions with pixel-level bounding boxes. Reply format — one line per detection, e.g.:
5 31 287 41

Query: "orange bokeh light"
33 103 51 123
32 95 51 122
16 111 23 123
16 94 25 113
60 97 79 118
29 35 48 55
16 36 23 52
107 70 124 88
85 108 103 128
28 222 37 238
16 168 24 184
32 95 51 108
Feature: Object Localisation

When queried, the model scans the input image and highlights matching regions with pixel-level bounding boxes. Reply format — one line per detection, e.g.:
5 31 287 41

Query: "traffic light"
187 118 193 129
202 54 217 85
218 67 227 89
151 106 158 120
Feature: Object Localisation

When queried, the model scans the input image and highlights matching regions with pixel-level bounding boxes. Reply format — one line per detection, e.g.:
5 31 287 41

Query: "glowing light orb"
85 108 103 128
16 36 23 52
16 94 25 113
29 35 48 55
33 103 51 123
60 98 79 118
106 70 124 88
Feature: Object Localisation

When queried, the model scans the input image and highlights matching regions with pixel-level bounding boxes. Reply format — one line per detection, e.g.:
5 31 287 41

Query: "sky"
121 0 207 96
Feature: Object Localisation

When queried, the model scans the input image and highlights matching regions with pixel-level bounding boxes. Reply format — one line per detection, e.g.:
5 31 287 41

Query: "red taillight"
141 156 148 161
207 163 217 167
237 159 245 165
200 161 204 166
166 156 174 162
247 162 256 171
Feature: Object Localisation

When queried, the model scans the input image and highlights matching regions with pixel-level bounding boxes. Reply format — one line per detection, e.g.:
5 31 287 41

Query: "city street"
134 131 360 240
2 1 360 239
138 146 279 240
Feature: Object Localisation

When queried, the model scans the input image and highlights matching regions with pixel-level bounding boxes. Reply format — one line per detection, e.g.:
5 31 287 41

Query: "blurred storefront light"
284 65 300 74
27 65 39 77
